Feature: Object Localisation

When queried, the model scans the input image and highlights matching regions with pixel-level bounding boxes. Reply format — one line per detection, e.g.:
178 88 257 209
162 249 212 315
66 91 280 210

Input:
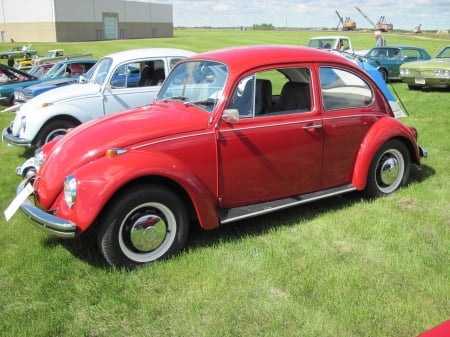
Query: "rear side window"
319 67 373 110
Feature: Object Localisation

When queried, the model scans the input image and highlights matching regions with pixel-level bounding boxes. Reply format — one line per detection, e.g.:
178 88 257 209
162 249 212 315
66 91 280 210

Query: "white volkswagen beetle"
2 48 195 147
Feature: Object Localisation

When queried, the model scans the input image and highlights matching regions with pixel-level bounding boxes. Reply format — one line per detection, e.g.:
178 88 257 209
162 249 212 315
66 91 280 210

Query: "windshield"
156 60 228 113
88 57 113 85
43 62 68 78
308 38 336 49
436 47 450 58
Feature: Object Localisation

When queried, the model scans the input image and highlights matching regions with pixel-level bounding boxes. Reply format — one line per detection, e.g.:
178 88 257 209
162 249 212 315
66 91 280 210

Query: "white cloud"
150 0 449 30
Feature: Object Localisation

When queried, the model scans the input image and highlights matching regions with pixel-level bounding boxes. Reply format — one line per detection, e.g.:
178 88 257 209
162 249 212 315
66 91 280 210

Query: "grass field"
0 29 449 337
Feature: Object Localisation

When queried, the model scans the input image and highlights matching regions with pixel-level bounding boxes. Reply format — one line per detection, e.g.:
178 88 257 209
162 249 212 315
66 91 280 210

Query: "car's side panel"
217 114 323 207
321 112 381 188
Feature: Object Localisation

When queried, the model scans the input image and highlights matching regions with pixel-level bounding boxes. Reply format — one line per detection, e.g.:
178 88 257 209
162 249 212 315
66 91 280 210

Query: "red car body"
9 45 426 268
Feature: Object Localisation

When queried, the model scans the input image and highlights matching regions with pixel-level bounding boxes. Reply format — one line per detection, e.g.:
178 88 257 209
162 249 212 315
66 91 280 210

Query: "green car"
400 45 450 90
365 46 432 82
0 45 37 59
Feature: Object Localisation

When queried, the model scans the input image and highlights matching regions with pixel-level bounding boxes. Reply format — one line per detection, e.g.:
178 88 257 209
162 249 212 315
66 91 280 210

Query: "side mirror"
78 75 88 84
222 109 240 123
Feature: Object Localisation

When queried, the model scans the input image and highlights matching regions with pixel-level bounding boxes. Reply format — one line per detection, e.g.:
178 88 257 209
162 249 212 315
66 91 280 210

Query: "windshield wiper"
184 98 217 107
163 96 189 102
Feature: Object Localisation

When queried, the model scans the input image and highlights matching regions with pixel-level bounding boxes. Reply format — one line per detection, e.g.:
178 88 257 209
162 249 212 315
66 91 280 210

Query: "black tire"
379 68 388 82
364 140 410 198
407 84 421 91
97 184 189 269
34 119 79 147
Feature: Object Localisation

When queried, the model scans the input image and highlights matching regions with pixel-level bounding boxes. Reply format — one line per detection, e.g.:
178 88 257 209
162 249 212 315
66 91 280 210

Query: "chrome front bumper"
2 127 32 147
17 180 77 238
419 146 428 159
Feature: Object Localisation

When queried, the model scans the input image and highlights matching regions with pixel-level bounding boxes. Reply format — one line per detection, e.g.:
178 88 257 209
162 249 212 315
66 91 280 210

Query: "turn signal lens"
106 148 127 159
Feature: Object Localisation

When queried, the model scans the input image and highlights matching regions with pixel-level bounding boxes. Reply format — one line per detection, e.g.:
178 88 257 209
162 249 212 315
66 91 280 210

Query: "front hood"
402 58 450 69
18 82 100 114
22 78 76 94
36 102 211 208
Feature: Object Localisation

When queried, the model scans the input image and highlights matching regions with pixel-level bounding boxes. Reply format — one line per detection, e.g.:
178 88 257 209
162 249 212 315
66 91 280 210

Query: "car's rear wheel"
34 119 79 147
97 184 189 269
364 140 410 198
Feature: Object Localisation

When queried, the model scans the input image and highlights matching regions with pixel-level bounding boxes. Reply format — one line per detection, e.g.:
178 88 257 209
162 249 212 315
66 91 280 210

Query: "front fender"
54 151 219 233
352 116 420 190
20 98 102 142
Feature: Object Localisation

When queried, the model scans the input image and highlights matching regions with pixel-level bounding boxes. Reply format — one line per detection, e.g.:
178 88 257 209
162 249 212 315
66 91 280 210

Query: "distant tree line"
252 23 275 30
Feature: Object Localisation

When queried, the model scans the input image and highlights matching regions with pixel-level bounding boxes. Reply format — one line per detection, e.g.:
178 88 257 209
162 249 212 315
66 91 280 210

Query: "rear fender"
55 151 219 233
352 117 420 190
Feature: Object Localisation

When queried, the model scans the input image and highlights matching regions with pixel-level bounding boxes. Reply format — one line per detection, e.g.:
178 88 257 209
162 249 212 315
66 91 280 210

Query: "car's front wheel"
34 118 79 147
364 140 410 198
97 184 189 269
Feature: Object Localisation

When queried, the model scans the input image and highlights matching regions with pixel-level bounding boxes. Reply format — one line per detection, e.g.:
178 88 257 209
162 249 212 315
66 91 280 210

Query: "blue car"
365 46 432 82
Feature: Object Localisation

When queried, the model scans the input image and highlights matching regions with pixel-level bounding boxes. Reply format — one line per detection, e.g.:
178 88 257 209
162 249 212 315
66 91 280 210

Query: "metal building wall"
0 0 173 42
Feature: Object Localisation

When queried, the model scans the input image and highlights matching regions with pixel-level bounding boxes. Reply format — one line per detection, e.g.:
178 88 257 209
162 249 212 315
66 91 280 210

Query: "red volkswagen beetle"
6 45 427 268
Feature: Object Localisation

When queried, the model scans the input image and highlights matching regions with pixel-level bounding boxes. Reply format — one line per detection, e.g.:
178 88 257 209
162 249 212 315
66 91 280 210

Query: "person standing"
7 55 14 67
374 30 386 47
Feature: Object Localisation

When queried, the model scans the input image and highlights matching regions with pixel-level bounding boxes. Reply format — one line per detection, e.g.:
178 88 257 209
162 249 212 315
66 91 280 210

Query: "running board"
219 184 356 224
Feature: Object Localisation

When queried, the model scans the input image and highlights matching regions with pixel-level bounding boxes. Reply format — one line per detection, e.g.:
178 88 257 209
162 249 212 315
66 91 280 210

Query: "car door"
102 59 165 114
217 67 323 207
319 66 381 188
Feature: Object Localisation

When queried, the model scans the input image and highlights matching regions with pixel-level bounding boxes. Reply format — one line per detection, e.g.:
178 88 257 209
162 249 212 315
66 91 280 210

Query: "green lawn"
0 29 449 337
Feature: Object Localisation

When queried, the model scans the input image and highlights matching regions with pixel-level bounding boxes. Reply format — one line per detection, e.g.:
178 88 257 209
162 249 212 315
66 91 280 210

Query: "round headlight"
64 174 77 209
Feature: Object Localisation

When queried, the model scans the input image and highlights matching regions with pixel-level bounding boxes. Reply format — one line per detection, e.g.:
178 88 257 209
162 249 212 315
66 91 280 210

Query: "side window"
110 62 140 88
228 67 312 118
228 75 255 117
111 60 166 88
319 67 373 110
138 60 165 87
402 49 420 60
170 57 184 69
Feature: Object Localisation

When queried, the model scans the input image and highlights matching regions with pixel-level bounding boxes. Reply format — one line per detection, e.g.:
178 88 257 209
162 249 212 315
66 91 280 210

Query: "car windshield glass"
436 47 450 58
89 57 112 85
308 39 335 49
157 60 228 113
43 63 67 78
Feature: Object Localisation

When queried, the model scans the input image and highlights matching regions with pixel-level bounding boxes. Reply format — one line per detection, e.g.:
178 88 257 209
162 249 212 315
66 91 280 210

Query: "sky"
141 0 449 31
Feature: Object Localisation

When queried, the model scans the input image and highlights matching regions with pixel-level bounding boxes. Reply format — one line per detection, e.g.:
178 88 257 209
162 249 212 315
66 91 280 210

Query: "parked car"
400 45 450 89
365 46 432 82
2 48 195 147
5 45 427 269
0 63 40 105
26 63 55 78
0 45 37 59
13 59 97 105
0 59 96 107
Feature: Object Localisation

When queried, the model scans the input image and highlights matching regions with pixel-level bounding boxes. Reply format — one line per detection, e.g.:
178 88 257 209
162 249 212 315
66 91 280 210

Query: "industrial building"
0 0 173 42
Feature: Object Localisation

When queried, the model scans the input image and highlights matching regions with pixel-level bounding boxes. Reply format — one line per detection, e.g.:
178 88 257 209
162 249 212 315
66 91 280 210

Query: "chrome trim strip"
220 184 357 224
132 130 215 150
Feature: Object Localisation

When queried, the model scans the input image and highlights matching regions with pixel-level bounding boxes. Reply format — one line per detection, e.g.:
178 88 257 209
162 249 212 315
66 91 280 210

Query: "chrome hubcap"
379 157 399 186
129 214 167 252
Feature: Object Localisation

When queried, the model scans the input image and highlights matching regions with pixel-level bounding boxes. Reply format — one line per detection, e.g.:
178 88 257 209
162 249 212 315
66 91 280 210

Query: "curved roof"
188 45 356 74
